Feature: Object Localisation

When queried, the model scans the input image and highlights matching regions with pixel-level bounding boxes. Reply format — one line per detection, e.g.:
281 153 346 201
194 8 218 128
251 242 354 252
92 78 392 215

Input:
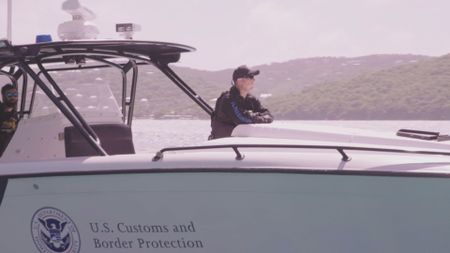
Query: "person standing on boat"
0 84 19 155
209 65 273 139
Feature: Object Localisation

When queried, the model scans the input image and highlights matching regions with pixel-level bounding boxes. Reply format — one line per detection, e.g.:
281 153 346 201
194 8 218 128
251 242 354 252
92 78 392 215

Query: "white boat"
2 3 450 253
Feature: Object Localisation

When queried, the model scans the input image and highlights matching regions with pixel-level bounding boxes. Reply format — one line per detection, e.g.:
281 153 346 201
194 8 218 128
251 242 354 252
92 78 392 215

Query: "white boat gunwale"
2 165 450 183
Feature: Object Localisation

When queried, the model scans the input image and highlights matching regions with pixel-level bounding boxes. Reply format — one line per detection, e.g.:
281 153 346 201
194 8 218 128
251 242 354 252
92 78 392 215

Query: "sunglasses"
6 92 18 98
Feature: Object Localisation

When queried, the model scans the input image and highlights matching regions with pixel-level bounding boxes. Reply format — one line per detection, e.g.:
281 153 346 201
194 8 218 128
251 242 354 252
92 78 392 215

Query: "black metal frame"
0 177 7 207
397 128 450 142
152 143 450 162
154 63 213 116
34 57 142 126
0 40 214 156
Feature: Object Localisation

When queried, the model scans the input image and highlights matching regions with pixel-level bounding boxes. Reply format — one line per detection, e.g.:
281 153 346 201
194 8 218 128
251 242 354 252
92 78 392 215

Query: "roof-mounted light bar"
116 23 141 40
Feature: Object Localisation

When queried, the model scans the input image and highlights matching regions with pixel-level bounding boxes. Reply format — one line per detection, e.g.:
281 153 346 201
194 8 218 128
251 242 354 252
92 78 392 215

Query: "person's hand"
261 114 273 123
243 110 256 117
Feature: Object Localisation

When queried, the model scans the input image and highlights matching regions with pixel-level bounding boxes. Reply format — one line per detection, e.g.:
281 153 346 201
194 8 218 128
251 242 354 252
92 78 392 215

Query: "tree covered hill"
269 54 450 119
173 54 428 100
0 54 436 119
135 54 429 118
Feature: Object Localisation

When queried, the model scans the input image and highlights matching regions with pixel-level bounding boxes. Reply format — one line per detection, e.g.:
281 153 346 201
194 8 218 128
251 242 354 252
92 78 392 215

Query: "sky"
1 0 450 70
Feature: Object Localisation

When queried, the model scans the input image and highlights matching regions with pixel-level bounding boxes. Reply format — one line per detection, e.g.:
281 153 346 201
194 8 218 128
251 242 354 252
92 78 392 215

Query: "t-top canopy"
0 40 196 66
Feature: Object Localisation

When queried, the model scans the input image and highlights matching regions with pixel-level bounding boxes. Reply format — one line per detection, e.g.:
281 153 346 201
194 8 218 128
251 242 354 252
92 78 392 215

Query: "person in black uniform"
0 84 19 156
210 65 273 139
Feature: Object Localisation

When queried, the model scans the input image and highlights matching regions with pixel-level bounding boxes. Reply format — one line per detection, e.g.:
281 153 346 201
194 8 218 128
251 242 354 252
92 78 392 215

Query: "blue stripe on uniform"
231 102 252 123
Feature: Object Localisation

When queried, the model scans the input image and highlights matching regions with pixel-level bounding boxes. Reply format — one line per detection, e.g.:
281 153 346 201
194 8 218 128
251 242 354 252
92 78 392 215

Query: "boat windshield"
30 69 122 123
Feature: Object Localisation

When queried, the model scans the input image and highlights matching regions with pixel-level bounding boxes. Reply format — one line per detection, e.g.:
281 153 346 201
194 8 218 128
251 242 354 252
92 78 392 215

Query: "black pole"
155 63 213 116
28 82 37 116
85 56 129 124
36 61 100 141
127 60 138 126
19 61 107 156
19 71 27 119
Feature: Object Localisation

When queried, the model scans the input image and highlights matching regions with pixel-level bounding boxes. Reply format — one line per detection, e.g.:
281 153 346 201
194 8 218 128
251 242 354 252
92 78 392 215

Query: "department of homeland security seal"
31 207 81 253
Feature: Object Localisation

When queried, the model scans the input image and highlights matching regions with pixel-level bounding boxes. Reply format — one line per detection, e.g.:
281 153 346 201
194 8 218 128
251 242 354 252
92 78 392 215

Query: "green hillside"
270 55 450 119
133 54 429 119
0 54 438 119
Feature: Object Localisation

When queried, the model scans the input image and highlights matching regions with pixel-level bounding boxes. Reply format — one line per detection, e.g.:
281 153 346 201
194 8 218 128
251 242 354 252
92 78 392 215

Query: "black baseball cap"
232 65 260 82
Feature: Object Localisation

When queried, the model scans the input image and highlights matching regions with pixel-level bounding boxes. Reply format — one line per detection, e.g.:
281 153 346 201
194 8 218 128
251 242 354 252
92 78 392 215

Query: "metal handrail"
152 143 450 162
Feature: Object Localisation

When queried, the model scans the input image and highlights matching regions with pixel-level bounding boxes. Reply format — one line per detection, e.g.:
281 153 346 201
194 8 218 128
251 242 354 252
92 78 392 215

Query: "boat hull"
1 169 450 252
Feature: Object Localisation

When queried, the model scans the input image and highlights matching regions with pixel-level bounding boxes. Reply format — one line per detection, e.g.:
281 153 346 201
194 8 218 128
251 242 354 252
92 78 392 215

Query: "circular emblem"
31 207 81 253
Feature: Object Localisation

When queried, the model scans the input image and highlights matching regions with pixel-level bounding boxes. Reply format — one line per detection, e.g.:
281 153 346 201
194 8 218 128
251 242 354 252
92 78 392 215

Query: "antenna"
7 0 12 42
57 0 99 40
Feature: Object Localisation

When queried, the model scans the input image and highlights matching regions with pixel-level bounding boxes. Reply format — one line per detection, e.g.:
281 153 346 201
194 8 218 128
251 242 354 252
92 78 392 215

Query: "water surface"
132 119 450 153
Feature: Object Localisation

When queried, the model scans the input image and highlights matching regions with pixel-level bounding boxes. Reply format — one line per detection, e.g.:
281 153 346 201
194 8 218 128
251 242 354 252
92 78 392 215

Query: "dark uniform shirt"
210 86 273 139
0 102 18 156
